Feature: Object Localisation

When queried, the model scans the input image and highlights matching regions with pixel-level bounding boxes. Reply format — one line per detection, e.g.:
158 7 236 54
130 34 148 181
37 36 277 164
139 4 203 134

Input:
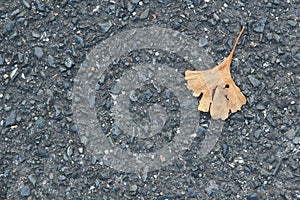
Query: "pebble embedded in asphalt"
20 185 30 197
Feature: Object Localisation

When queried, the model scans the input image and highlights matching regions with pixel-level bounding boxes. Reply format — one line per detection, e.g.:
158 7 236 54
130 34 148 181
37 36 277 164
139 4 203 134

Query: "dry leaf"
185 26 246 120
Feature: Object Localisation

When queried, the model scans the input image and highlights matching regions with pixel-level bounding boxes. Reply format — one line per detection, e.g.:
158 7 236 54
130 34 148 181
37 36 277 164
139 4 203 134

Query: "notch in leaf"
185 26 246 120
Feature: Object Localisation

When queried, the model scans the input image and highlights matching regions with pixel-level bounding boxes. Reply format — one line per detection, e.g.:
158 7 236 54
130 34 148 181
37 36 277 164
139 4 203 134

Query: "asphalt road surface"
0 0 299 199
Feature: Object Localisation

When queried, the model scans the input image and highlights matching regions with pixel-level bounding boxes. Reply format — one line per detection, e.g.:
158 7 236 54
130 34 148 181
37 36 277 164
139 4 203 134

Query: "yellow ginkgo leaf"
185 26 246 120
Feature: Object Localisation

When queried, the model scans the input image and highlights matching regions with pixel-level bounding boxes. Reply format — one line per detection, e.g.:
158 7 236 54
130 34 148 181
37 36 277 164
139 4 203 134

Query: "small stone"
20 185 31 197
187 187 196 197
144 89 153 100
67 146 74 157
213 13 219 21
276 58 282 65
5 21 15 31
28 175 36 186
32 31 40 38
266 114 275 126
95 179 100 188
71 46 78 58
140 8 149 19
9 32 18 41
105 99 111 110
49 173 54 180
231 113 244 121
37 149 49 158
222 144 228 156
71 124 78 132
112 124 122 137
208 18 216 26
127 2 136 12
205 180 219 196
172 21 181 30
18 151 26 163
16 116 22 122
256 104 265 111
74 34 85 47
130 184 138 194
158 0 167 3
223 18 230 23
240 19 247 26
10 68 18 80
129 91 138 102
47 55 56 67
5 110 16 127
254 130 261 139
99 21 112 33
247 75 260 87
196 126 206 135
92 156 97 165
293 137 299 144
35 0 45 11
254 18 267 33
217 46 225 52
145 141 153 149
266 33 272 40
0 55 3 65
287 20 297 27
69 16 78 24
248 192 259 200
64 57 74 68
244 113 254 120
95 84 101 91
294 52 300 61
35 118 45 129
22 0 31 9
98 74 106 84
5 21 15 33
194 0 203 6
18 52 24 63
268 155 276 164
88 96 95 109
265 143 271 148
111 85 121 94
34 47 44 59
58 175 66 181
78 146 84 154
252 143 257 149
272 162 282 176
199 37 208 47
11 9 20 17
277 47 284 55
285 129 296 140
19 18 27 26
273 34 281 42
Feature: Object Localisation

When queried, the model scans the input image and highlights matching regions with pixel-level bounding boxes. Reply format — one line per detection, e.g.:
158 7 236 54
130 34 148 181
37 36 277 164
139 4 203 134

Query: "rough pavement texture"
0 0 299 199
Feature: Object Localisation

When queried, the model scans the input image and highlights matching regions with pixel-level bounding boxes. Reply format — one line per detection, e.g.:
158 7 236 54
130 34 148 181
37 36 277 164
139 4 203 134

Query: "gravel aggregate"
0 0 299 199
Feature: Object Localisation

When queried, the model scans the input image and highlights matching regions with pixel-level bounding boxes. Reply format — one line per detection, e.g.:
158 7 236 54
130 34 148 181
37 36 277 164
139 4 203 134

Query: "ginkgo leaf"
185 26 246 120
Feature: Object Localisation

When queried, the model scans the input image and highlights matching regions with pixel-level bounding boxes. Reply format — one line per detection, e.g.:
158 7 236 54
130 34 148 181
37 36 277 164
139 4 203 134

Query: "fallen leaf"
185 26 246 120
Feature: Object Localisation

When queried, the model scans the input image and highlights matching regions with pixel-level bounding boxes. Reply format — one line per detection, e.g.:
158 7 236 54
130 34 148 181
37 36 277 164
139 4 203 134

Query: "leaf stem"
228 26 245 59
